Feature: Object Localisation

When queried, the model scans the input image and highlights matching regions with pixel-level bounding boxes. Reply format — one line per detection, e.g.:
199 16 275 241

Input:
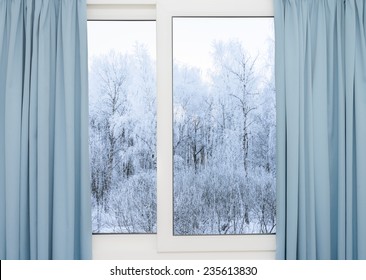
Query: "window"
173 17 276 236
88 21 156 233
89 0 276 259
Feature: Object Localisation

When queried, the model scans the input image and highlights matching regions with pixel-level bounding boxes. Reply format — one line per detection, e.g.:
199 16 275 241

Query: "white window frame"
88 0 276 259
87 0 156 20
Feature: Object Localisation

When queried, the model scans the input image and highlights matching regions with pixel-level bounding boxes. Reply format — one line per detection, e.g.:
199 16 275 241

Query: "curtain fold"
275 0 366 259
0 0 91 260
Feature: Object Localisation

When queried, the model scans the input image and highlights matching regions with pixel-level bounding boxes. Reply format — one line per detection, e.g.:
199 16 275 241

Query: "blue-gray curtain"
0 0 91 259
275 0 366 259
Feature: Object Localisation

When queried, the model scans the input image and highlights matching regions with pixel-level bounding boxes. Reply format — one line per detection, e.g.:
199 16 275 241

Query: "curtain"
275 0 366 259
0 0 91 259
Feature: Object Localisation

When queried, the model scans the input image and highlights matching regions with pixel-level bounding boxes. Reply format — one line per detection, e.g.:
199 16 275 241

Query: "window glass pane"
88 21 156 233
173 18 275 235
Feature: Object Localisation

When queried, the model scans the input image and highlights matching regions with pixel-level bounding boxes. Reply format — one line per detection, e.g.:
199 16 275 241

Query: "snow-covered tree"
173 39 276 234
90 47 157 233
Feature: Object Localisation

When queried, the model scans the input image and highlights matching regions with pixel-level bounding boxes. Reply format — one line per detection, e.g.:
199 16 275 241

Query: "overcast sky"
173 18 273 72
87 21 156 62
87 18 274 74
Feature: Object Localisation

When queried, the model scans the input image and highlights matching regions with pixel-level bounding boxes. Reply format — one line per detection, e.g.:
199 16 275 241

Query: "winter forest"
89 19 276 235
89 21 157 233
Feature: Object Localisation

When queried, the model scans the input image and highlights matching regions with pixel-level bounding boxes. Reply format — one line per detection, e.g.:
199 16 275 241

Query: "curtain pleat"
276 0 366 259
0 0 91 260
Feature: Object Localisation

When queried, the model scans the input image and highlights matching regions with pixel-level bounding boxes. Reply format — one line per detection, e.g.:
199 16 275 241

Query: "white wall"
93 235 275 259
